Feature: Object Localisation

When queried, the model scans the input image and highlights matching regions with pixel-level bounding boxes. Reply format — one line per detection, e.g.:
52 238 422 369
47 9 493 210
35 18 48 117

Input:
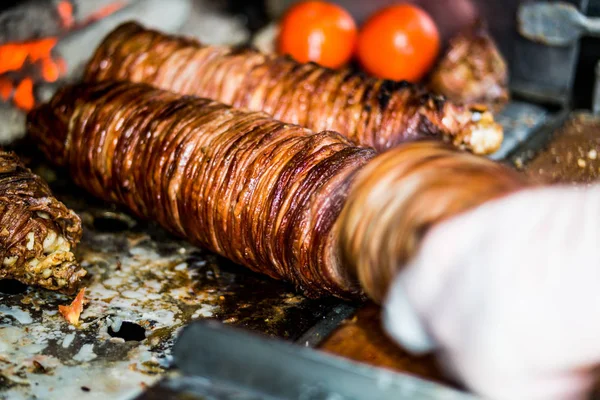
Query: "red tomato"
356 4 440 82
277 1 357 69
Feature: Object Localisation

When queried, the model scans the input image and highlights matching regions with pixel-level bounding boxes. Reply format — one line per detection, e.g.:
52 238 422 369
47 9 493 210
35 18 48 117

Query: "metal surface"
506 108 574 166
511 0 588 105
295 303 357 348
518 1 600 47
167 320 476 400
0 155 349 400
489 100 552 160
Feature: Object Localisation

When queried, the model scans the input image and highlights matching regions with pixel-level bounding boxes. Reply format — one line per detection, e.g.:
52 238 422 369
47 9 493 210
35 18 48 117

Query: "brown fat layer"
0 151 84 292
28 81 374 298
83 22 489 153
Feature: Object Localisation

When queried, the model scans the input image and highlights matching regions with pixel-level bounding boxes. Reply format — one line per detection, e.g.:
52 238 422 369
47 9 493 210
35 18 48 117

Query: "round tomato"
356 4 440 82
277 1 357 69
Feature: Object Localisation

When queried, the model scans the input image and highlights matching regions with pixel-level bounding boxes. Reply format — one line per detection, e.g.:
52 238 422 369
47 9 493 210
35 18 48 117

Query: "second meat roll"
83 22 503 155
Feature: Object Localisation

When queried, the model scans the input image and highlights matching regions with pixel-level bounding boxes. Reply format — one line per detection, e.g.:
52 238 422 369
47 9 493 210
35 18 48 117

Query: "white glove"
383 185 600 400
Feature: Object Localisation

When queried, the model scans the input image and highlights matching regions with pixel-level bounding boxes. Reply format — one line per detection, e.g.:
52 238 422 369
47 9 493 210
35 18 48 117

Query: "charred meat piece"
0 150 84 292
428 21 509 113
83 22 503 155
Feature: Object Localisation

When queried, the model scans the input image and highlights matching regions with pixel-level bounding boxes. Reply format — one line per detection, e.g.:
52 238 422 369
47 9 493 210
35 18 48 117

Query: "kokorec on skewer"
28 81 528 301
83 22 503 156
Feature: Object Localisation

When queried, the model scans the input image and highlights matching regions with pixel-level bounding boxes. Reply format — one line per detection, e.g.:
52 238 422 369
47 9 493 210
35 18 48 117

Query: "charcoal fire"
0 0 190 144
0 0 129 111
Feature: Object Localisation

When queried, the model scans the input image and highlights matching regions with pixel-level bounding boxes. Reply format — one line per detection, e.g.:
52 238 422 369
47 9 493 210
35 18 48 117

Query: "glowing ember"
0 78 11 101
0 37 68 110
58 288 86 326
41 57 66 82
0 38 58 75
57 1 75 29
14 78 34 111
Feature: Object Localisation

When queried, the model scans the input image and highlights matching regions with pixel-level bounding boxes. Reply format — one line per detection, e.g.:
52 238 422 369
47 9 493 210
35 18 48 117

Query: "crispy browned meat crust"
0 150 84 292
83 22 503 155
28 81 374 298
429 21 509 113
28 81 529 301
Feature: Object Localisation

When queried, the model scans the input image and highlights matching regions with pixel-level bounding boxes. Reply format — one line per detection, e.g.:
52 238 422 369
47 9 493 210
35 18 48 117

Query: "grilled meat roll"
0 150 84 292
28 81 527 301
83 22 503 156
29 81 374 298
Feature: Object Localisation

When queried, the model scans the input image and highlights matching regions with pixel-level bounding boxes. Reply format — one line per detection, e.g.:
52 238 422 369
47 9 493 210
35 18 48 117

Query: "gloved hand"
383 185 600 400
